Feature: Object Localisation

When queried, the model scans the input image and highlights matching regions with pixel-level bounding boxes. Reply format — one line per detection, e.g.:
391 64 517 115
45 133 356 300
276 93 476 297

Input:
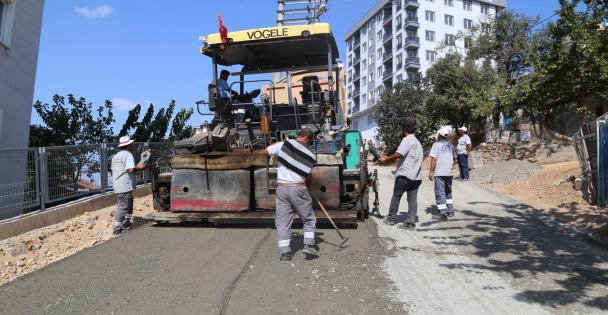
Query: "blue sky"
32 0 562 130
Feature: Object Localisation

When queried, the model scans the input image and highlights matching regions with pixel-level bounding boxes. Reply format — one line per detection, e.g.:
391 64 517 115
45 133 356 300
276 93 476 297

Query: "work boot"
279 253 292 263
383 216 397 225
303 245 320 257
122 220 133 230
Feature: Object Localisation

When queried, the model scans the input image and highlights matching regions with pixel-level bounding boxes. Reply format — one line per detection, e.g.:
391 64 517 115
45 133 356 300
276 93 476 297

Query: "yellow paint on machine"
205 23 332 45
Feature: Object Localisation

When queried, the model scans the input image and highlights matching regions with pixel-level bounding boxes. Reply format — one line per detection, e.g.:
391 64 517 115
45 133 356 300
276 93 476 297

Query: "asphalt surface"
0 213 404 314
2 165 608 314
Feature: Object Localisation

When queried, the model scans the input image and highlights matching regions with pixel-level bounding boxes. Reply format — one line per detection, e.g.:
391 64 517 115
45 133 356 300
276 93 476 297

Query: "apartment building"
344 0 506 143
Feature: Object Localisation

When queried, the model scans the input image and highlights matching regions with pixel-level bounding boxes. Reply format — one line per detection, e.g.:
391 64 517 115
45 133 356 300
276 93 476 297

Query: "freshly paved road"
1 165 608 314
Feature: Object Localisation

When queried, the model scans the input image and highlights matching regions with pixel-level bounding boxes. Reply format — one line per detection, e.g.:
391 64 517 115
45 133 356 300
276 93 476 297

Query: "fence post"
38 147 48 211
101 143 108 192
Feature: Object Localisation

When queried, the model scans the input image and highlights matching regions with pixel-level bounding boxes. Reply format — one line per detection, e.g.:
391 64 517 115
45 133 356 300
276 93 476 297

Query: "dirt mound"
0 195 155 286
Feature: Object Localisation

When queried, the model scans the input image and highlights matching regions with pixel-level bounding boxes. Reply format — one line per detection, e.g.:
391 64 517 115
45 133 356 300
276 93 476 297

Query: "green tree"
170 108 194 141
30 94 115 146
118 104 141 137
373 79 428 149
539 0 608 120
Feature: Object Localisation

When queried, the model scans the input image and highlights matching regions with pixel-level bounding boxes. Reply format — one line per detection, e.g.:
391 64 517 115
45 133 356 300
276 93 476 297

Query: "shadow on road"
422 201 608 311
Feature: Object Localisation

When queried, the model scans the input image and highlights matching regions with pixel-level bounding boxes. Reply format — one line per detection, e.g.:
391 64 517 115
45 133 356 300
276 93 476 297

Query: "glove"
140 150 152 166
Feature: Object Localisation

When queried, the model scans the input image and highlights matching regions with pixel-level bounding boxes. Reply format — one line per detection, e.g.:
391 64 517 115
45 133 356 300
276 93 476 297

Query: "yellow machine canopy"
201 23 340 75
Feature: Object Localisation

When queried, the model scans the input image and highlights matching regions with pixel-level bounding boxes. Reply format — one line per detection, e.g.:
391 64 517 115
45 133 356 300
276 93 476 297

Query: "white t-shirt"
457 134 472 155
266 142 306 184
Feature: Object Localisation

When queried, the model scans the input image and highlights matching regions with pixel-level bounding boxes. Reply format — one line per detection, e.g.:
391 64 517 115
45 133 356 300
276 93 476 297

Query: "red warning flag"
218 13 228 51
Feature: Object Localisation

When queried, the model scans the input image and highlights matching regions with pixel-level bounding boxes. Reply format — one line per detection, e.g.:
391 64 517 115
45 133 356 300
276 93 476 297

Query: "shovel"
312 195 349 247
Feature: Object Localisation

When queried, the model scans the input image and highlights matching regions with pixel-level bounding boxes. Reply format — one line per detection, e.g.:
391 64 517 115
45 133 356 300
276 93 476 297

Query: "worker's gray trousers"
434 176 453 216
387 176 422 223
275 186 316 254
113 192 133 233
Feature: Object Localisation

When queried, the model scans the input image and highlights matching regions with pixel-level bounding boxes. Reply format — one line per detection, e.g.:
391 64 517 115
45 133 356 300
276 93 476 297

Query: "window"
464 19 472 30
369 22 374 31
481 23 490 33
0 0 16 48
362 94 367 104
367 115 374 125
445 34 455 45
425 10 435 22
362 78 367 87
369 36 374 45
444 0 453 6
362 43 367 53
397 53 402 65
481 4 489 14
377 48 382 60
369 73 373 83
444 15 454 26
377 30 382 42
396 15 402 30
362 59 367 70
396 34 402 47
377 66 382 78
426 50 436 62
425 30 435 42
353 121 359 130
376 14 382 23
362 27 367 36
396 74 403 82
369 91 374 101
463 0 472 11
464 37 473 48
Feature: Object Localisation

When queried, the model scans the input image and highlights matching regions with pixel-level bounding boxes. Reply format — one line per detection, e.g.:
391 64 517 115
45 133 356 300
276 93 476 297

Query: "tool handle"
313 195 346 240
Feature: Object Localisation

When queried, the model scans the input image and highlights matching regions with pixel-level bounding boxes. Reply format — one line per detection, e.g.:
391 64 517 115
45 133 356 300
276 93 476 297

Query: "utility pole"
276 0 329 26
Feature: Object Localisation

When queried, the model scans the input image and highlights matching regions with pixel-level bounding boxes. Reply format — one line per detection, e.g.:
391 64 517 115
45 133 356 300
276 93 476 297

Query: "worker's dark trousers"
457 154 469 179
434 176 453 216
275 186 316 254
387 176 422 223
113 192 133 233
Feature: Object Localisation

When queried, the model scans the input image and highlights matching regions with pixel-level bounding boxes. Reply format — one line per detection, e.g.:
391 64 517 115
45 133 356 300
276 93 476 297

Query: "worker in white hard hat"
428 127 457 221
457 126 472 181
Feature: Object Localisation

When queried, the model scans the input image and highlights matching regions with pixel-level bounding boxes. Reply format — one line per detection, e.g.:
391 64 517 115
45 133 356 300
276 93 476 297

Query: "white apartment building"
344 0 506 143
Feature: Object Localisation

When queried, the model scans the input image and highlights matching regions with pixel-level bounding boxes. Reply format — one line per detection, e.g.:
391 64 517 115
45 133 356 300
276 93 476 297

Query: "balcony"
404 57 421 70
404 0 420 9
352 89 361 98
383 69 393 80
353 55 361 64
353 105 360 114
353 72 361 81
396 42 403 50
383 51 393 61
404 16 420 30
383 13 393 24
404 36 420 48
383 32 393 42
353 39 361 48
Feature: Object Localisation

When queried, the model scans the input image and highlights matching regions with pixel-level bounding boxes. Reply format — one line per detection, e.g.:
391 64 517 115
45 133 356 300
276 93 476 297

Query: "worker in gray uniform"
111 136 146 235
378 124 423 229
428 127 457 220
262 128 319 263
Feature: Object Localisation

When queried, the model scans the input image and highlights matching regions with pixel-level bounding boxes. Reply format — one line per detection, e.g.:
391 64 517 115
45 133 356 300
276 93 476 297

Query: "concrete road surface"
1 165 608 314
372 165 608 315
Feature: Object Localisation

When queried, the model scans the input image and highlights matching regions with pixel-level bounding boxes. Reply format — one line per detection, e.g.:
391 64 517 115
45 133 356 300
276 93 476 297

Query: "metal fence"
0 142 174 221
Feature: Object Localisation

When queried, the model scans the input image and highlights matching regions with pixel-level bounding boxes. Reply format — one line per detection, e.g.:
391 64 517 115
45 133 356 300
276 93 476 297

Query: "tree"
373 79 427 149
539 0 608 120
30 94 115 146
169 108 194 141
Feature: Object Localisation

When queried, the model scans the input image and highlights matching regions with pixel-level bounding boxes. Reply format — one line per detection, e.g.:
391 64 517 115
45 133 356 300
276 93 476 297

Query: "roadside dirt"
489 160 608 242
0 195 155 286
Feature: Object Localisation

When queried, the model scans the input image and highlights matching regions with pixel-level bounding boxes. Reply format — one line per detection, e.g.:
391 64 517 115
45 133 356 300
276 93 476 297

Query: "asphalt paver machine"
148 23 379 226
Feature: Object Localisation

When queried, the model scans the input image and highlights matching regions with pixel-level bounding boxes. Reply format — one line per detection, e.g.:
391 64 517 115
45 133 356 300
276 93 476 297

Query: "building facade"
0 0 45 220
0 0 45 149
344 0 506 143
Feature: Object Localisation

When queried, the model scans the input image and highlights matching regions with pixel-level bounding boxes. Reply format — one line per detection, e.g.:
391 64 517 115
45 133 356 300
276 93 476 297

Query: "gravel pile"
471 160 542 185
